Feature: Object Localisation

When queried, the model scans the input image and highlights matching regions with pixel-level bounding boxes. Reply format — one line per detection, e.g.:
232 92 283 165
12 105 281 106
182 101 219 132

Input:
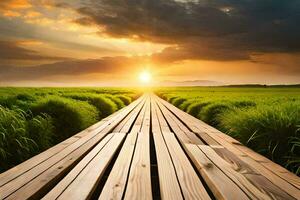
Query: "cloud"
0 0 32 10
152 37 250 62
0 0 32 17
0 52 299 85
74 0 300 61
0 40 67 61
0 56 144 81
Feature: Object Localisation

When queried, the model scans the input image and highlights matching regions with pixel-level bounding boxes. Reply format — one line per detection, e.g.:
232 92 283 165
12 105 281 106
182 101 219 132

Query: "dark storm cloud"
75 0 300 61
0 40 67 61
0 56 142 81
152 37 251 62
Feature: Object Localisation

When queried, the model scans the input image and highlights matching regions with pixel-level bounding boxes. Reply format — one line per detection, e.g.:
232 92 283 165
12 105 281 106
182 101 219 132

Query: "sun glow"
139 71 152 84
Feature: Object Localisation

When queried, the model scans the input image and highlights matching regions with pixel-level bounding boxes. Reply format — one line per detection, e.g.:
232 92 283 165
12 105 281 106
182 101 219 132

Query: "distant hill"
222 84 300 88
157 81 300 87
159 80 223 86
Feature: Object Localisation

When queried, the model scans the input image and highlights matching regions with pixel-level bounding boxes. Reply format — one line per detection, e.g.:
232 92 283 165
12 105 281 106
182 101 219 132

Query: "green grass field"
156 86 300 175
2 86 300 175
0 87 140 172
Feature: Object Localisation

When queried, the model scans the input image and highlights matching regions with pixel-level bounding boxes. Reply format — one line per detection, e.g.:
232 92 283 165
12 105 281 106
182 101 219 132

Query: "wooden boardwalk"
1 94 300 200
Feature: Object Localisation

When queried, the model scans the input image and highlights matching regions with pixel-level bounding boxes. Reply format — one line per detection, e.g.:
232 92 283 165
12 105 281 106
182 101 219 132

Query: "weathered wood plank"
188 125 300 198
200 145 294 200
124 95 152 200
112 97 146 133
42 133 114 199
262 162 300 190
151 97 183 200
154 98 211 200
99 98 147 200
44 133 125 200
154 95 204 145
185 144 250 200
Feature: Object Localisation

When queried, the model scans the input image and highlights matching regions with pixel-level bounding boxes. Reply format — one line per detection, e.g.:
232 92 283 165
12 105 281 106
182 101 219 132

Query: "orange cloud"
0 0 32 10
24 10 41 18
25 17 54 26
17 39 44 46
2 10 21 17
0 0 32 18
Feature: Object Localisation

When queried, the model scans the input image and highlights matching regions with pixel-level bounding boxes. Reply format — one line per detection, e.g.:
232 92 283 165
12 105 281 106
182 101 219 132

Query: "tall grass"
172 97 187 107
187 102 211 116
0 87 137 172
219 103 300 169
27 114 55 152
199 102 232 126
0 106 54 171
286 134 300 174
116 95 132 105
105 94 125 109
0 106 33 170
0 93 36 111
63 93 118 118
31 96 99 142
178 100 192 111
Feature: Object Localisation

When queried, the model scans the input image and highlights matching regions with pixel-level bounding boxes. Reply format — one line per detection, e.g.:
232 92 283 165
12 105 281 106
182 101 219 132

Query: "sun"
139 71 152 84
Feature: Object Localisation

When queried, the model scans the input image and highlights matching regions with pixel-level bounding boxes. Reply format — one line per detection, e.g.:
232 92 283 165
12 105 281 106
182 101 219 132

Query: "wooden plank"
212 147 260 175
42 133 114 199
0 95 145 199
155 96 226 146
200 145 294 200
197 131 220 145
233 143 300 189
98 129 139 200
214 147 299 199
163 113 202 145
113 97 146 133
156 95 300 199
151 97 183 200
240 155 300 200
154 99 211 200
124 95 152 200
43 133 125 200
99 99 147 200
261 162 300 190
177 119 300 197
154 97 204 145
185 144 250 200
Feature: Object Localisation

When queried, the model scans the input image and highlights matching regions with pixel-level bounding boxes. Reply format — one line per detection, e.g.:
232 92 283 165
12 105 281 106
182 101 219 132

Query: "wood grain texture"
124 96 152 200
201 145 294 200
42 133 115 199
154 98 211 200
54 133 125 200
99 99 147 200
151 97 183 200
185 144 250 200
112 97 146 133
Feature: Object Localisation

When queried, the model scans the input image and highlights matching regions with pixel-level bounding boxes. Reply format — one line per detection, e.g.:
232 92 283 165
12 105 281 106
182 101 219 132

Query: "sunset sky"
0 0 300 86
